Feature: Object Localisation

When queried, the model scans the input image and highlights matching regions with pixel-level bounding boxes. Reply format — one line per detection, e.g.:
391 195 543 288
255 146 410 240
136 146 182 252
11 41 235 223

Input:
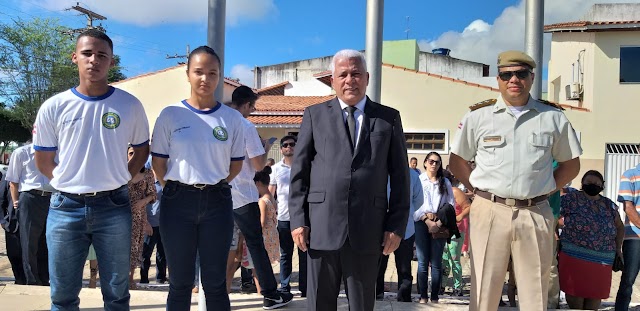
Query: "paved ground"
2 229 640 310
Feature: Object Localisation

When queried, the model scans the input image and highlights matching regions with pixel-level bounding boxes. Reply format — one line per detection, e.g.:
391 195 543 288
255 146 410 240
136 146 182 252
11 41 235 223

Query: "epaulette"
538 99 565 110
469 99 497 111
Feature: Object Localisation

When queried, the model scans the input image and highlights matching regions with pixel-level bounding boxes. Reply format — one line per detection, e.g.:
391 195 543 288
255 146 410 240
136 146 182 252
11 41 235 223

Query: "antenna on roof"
405 16 411 39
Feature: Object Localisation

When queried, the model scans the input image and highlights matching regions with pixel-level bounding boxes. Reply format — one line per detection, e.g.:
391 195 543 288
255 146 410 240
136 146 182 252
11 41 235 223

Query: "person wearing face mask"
557 170 625 310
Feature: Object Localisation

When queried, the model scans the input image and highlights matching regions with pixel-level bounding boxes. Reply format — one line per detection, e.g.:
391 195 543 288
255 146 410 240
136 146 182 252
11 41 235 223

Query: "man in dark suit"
0 172 27 284
288 49 410 311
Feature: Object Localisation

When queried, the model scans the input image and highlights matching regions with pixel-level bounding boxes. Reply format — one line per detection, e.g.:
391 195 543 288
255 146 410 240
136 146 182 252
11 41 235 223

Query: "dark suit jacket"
288 97 410 254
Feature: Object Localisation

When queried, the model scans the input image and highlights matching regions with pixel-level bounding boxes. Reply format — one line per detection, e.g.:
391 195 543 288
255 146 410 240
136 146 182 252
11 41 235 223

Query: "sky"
0 0 624 88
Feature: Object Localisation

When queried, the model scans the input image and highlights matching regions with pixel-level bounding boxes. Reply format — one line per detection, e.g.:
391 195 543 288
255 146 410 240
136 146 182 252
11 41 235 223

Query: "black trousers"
18 191 50 285
141 226 167 282
5 230 26 284
307 239 380 311
376 235 415 302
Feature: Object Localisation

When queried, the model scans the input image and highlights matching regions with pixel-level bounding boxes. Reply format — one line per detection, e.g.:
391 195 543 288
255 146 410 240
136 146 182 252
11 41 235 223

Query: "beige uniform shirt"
451 96 582 199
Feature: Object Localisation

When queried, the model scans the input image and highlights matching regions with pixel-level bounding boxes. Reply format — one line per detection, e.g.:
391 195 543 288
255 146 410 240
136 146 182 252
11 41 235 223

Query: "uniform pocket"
529 133 553 170
480 135 505 166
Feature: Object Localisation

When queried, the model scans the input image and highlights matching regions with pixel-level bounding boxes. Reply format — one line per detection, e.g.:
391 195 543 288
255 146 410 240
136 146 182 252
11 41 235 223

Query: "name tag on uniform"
483 135 502 142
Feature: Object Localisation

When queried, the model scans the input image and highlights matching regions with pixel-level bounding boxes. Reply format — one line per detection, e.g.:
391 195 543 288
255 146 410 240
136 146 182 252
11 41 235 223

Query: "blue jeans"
277 220 307 295
47 186 132 311
414 220 446 301
615 239 640 311
160 181 234 311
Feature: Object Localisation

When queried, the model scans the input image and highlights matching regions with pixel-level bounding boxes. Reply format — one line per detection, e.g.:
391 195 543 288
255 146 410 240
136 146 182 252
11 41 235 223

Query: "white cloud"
40 0 277 27
230 64 255 87
418 0 623 75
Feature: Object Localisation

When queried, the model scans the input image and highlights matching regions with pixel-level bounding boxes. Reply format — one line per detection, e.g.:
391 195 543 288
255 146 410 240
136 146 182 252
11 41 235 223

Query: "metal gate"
604 143 640 218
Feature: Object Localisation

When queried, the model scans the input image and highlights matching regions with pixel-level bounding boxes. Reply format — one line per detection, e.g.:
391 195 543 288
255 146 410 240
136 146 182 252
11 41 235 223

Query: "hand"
263 138 274 151
144 222 153 237
134 200 147 211
456 215 463 222
12 200 18 209
381 231 402 255
291 226 309 252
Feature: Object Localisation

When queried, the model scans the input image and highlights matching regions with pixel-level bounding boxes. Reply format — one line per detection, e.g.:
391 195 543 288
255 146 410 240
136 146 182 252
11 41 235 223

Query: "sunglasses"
281 142 296 148
498 69 531 81
427 159 441 166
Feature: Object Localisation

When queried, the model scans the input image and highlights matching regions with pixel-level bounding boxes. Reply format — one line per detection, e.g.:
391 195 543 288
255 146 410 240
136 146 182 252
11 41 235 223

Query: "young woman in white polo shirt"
151 46 245 311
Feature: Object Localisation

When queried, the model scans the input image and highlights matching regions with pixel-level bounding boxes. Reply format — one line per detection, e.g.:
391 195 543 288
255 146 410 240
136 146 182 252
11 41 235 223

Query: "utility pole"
207 0 226 104
525 0 544 99
365 0 384 103
166 45 191 64
62 2 107 36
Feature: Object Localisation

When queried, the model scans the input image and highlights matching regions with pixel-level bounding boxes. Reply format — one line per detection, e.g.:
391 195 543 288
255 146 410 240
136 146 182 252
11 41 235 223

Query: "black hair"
280 135 297 146
424 152 447 195
581 170 604 184
77 29 113 52
231 86 258 107
254 166 272 185
187 46 221 70
410 157 418 161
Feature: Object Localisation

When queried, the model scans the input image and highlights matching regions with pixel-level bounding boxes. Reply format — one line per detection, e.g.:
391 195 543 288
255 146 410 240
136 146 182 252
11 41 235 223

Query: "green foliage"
0 18 127 129
0 109 31 143
0 17 76 128
108 54 127 83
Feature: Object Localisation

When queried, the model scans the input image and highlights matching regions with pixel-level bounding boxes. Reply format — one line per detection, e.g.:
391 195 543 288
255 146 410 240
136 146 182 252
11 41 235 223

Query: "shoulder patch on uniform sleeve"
538 99 565 110
469 99 497 111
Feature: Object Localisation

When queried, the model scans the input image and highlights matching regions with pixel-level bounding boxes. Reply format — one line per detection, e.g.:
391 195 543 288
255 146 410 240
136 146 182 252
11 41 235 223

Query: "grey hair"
330 49 367 76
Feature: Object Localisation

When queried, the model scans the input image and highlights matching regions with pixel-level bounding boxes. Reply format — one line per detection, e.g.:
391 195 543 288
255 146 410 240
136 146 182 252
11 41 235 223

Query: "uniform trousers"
469 196 554 311
19 191 50 285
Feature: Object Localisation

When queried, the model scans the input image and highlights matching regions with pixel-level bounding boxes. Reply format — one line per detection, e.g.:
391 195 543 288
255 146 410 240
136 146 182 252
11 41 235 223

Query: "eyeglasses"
281 142 296 148
498 69 531 81
427 159 441 166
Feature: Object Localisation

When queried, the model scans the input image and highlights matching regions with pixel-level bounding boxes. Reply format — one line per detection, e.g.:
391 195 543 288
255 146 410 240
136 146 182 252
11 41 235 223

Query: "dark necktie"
346 106 357 150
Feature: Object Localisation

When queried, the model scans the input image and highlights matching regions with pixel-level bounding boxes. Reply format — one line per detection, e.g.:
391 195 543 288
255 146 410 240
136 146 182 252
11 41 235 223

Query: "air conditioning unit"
565 83 581 100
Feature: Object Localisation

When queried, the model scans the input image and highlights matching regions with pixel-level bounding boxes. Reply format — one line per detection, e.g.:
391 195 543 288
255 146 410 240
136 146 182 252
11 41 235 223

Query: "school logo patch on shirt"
213 126 228 141
101 112 121 129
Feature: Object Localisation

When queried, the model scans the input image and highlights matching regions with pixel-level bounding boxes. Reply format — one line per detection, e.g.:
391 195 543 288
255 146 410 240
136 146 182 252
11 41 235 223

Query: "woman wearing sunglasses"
414 152 454 303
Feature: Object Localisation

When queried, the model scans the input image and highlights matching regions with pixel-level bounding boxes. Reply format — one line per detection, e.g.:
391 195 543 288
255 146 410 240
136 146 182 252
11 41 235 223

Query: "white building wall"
255 56 333 89
285 80 333 96
418 52 486 80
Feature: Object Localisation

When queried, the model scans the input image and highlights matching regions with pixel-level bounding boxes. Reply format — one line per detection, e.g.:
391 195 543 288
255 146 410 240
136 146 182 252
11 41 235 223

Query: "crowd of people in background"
2 28 640 311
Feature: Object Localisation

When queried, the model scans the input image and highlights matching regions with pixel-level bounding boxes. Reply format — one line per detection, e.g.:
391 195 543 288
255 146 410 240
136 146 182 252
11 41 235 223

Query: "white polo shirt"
270 160 292 221
151 100 245 185
5 144 54 192
229 118 265 209
33 87 150 193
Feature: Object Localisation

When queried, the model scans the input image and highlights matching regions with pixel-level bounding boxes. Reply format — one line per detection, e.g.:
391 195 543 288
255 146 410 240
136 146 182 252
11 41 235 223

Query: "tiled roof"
247 115 303 126
111 64 245 86
254 95 334 112
544 20 640 32
380 64 500 92
313 70 332 87
256 81 289 96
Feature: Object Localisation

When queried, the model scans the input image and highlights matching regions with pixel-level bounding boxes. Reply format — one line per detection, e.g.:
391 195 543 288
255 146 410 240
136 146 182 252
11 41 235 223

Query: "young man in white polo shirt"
33 29 150 311
227 86 293 308
270 136 307 297
6 142 54 286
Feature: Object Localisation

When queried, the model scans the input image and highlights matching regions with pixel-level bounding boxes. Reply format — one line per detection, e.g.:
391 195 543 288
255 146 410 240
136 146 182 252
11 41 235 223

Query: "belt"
26 189 53 196
172 180 231 190
61 185 126 199
474 189 548 207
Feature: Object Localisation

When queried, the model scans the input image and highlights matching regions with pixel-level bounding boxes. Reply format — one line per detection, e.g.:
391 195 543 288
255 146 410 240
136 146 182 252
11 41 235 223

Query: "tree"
0 18 76 129
0 109 31 156
109 55 127 83
0 18 127 129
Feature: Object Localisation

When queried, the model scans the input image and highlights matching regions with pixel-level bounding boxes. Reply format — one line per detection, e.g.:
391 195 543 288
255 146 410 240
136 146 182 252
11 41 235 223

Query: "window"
620 47 640 83
405 131 448 153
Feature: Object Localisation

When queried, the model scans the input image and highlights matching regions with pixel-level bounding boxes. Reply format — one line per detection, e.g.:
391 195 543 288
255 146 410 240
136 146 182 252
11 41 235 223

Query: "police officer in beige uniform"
449 51 582 311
